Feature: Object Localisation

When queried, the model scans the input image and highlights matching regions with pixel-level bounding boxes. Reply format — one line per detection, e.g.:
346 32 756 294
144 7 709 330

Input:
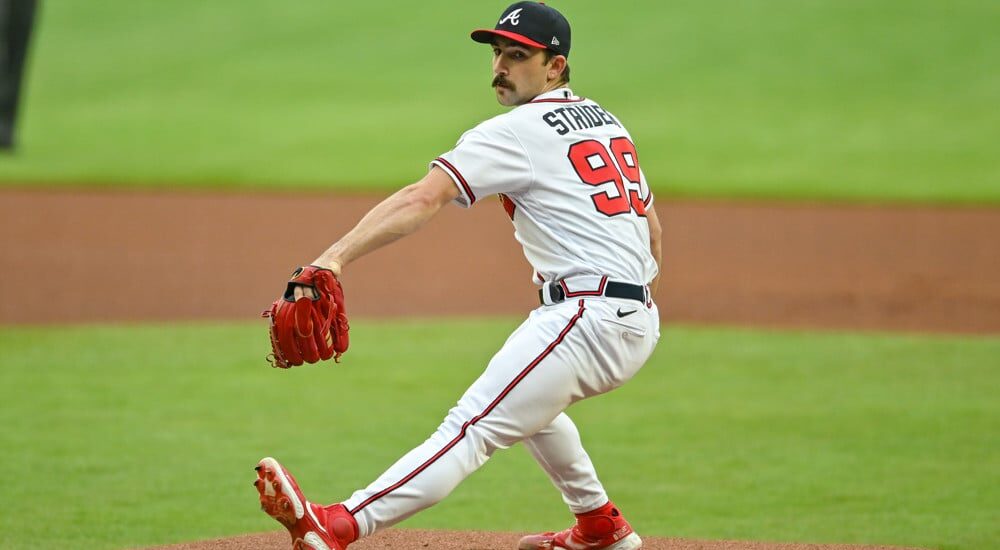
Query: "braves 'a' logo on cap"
499 8 523 26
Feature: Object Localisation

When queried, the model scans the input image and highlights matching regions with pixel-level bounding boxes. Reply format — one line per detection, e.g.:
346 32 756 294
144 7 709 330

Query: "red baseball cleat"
518 502 642 550
253 457 358 550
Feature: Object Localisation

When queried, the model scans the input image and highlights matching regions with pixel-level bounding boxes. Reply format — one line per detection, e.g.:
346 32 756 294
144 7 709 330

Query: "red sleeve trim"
434 157 476 205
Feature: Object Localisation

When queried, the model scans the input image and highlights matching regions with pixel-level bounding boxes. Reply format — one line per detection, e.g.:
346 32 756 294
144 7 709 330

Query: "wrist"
312 257 343 277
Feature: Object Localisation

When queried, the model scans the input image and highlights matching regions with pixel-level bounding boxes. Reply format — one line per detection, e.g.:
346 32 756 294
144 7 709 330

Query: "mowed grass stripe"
0 321 997 549
0 0 997 202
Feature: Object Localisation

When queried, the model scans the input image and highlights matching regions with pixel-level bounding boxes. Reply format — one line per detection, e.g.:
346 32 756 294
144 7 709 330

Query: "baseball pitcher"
256 3 662 549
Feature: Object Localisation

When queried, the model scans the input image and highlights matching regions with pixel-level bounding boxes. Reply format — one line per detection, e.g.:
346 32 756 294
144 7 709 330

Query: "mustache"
492 75 514 90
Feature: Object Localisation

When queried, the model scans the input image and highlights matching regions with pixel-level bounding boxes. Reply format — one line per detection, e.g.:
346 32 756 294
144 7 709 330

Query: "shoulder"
457 111 518 144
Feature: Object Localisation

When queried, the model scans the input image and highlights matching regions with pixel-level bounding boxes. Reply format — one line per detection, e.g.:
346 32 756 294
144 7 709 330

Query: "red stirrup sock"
574 501 622 538
322 503 360 543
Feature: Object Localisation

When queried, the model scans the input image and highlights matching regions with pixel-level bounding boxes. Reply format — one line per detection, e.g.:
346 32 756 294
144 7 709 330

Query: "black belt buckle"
550 284 566 303
537 284 566 305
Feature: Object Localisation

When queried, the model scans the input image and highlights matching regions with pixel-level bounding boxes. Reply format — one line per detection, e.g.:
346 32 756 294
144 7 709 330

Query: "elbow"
401 183 441 212
397 182 452 220
391 168 460 222
405 173 459 211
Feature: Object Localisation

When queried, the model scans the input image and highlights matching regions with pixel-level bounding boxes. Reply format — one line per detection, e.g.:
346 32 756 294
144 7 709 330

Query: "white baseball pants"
342 296 660 537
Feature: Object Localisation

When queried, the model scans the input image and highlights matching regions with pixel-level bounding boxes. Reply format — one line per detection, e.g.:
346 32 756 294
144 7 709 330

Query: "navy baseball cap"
471 2 571 58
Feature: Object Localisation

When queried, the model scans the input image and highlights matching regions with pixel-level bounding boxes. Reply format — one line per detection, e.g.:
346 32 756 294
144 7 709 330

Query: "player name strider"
541 103 622 135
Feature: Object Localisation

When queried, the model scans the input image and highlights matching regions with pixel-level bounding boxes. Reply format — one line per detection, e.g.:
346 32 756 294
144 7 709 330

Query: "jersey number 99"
567 137 646 217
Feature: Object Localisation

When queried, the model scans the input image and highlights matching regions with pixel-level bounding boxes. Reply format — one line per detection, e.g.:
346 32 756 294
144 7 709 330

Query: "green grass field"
1 320 996 550
0 0 997 202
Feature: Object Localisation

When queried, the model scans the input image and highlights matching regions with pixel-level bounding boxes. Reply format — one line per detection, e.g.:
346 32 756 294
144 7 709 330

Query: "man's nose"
493 57 507 75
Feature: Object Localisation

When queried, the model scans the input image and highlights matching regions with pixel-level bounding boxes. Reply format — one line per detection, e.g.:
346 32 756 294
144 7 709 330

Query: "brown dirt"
142 528 923 550
1 188 998 333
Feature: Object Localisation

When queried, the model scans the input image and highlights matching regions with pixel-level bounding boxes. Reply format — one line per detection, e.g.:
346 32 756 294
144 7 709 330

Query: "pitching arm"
646 205 662 296
312 167 460 277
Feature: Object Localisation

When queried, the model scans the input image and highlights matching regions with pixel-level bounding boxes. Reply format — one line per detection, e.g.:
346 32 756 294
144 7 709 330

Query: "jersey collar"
529 87 583 104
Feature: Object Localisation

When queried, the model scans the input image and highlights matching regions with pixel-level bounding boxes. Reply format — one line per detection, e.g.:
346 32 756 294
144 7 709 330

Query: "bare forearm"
310 168 460 274
650 236 662 295
646 205 663 296
313 184 443 272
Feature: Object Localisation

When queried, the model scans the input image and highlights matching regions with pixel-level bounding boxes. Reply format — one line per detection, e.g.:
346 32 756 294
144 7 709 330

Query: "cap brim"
470 29 549 50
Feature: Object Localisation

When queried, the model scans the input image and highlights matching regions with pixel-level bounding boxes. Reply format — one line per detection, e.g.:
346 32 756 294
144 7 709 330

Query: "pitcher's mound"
145 529 922 550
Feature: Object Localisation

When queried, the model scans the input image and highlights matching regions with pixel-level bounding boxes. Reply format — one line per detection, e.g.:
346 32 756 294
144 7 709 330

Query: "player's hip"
531 283 659 353
520 297 657 396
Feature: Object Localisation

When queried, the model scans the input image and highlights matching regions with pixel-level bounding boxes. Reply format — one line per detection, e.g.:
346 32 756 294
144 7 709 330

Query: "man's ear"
547 55 567 82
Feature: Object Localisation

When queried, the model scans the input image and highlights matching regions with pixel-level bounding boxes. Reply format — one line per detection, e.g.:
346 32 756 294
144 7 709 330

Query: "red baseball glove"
262 266 349 368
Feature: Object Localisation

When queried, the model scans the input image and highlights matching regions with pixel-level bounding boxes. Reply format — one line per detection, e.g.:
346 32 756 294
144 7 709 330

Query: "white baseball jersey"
431 87 657 287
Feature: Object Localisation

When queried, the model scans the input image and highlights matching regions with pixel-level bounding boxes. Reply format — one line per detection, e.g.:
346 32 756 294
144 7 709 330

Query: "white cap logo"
499 8 523 26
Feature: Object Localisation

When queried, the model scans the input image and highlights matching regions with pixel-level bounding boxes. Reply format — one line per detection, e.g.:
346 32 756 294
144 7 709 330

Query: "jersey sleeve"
430 120 533 208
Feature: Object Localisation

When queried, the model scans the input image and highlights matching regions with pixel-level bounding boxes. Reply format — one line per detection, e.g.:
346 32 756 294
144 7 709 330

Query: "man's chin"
494 87 523 107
